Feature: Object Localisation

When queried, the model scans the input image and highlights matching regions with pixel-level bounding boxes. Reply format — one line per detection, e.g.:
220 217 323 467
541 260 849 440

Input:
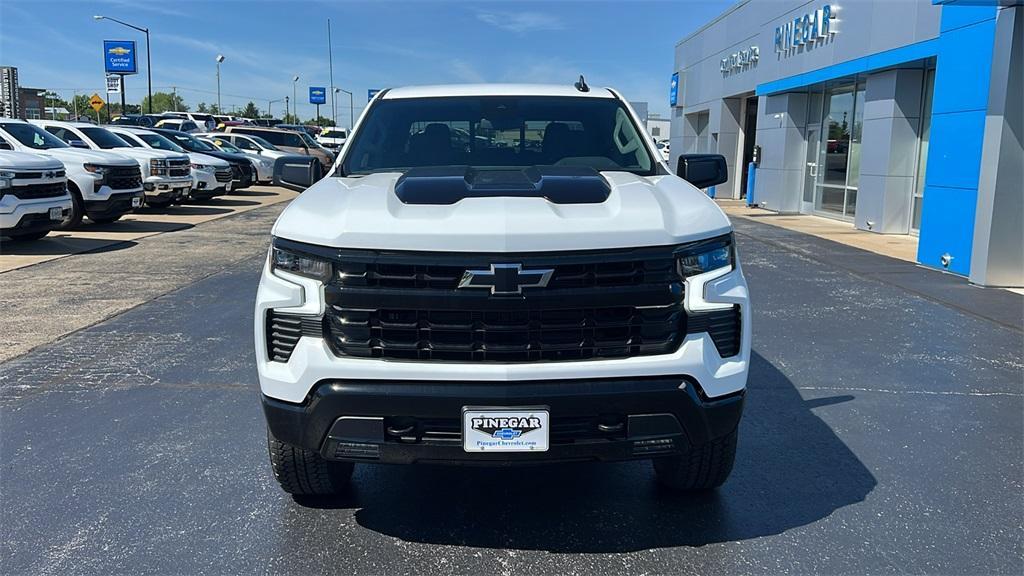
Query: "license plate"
131 197 142 208
48 207 62 220
463 408 549 453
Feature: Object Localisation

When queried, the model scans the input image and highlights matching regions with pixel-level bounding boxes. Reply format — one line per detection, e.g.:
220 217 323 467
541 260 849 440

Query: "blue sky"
0 0 731 125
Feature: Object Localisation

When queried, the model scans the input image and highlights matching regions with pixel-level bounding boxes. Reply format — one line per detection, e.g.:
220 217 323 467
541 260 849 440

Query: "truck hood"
272 171 732 252
30 147 138 166
0 150 64 170
112 147 187 161
188 152 230 167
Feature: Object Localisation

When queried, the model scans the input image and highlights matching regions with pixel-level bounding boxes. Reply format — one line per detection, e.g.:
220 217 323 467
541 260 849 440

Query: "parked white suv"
256 83 750 496
32 120 192 209
316 128 347 151
108 127 233 200
196 135 275 184
0 119 143 226
0 151 73 241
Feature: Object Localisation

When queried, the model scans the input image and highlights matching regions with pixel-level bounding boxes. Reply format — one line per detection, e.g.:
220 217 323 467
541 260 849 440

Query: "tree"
196 102 209 113
239 101 260 119
281 113 300 124
311 116 335 128
140 91 188 114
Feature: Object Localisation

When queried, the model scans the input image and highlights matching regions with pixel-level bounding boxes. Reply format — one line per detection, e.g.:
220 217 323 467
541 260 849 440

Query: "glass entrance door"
803 124 820 212
812 79 865 220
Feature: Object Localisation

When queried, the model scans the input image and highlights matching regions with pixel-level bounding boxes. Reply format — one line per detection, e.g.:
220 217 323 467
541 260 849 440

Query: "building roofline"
675 0 751 47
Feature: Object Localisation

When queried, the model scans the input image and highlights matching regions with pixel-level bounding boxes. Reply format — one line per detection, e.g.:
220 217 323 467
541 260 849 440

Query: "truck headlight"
150 158 167 176
678 235 736 312
0 170 13 189
83 163 109 175
271 244 331 282
677 236 733 277
191 163 212 171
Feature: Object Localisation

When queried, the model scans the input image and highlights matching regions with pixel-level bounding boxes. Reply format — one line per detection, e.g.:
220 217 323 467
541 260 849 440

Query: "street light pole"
291 75 299 122
327 18 336 127
334 87 353 129
215 54 225 112
94 15 152 114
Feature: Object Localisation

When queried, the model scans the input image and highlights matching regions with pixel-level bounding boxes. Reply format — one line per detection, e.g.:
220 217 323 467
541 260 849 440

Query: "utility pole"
291 75 299 122
328 18 336 127
285 96 290 121
172 86 179 111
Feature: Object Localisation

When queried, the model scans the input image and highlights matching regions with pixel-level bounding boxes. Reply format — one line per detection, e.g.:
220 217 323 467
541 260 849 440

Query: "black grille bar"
8 182 67 200
686 306 741 357
265 311 323 362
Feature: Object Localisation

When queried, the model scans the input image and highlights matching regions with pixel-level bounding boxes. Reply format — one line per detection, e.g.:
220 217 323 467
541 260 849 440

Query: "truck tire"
267 428 354 496
58 183 84 230
653 429 738 491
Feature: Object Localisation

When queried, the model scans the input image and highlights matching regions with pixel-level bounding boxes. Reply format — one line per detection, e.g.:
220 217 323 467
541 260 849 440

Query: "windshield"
166 132 215 152
247 135 278 150
298 132 325 149
237 129 304 148
115 133 145 147
342 96 654 175
80 127 131 149
0 122 69 149
322 130 346 138
208 138 241 153
138 132 185 152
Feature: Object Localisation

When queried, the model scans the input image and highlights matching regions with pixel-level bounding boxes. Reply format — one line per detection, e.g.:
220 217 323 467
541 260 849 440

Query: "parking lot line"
0 186 297 274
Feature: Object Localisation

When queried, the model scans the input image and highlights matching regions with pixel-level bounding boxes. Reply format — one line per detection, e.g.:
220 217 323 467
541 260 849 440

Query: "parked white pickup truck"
0 150 73 241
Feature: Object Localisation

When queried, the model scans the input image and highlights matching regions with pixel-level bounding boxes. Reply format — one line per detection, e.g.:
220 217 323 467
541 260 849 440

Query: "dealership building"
671 0 1022 286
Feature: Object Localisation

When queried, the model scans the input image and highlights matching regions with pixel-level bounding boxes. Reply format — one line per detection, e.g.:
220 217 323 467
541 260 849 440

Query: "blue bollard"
746 162 757 207
707 185 716 199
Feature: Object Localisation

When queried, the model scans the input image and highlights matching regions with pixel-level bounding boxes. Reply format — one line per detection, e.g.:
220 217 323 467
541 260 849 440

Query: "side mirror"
68 139 90 149
676 154 728 189
273 155 321 192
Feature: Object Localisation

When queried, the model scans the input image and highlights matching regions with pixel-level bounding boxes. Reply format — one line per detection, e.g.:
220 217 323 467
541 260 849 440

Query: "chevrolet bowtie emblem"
458 264 554 295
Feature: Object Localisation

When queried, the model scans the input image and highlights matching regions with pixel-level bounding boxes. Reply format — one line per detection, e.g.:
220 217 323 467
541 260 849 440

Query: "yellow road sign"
89 93 105 112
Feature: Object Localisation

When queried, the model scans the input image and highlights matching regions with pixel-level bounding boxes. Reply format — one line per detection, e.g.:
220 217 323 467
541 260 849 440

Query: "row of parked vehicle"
0 119 289 242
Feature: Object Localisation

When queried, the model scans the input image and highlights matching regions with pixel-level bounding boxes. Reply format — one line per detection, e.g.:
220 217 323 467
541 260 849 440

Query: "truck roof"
382 83 615 100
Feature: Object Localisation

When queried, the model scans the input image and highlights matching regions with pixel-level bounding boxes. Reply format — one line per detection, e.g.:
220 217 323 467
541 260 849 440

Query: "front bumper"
143 175 192 200
84 190 145 219
263 376 744 465
0 196 73 233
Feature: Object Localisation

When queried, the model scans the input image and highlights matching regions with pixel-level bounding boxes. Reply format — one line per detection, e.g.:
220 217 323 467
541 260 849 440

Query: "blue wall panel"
916 2 997 275
917 185 978 275
926 110 987 190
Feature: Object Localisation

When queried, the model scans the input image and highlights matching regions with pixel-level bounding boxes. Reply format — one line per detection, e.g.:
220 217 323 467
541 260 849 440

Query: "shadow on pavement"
297 352 876 552
161 205 235 216
210 198 261 207
0 235 138 255
83 220 191 234
229 190 278 197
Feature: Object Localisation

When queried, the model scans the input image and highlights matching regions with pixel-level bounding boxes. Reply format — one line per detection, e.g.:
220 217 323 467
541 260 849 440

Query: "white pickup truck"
0 150 73 241
256 83 749 496
32 120 192 209
0 119 143 227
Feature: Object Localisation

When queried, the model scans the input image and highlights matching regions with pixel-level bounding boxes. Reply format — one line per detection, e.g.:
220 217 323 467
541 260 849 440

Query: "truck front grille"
214 168 232 182
327 304 682 362
8 181 66 200
106 166 143 191
168 158 190 177
319 244 686 363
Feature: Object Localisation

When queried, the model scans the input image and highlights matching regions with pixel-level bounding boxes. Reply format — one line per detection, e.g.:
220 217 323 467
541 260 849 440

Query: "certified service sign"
463 408 549 452
103 40 137 75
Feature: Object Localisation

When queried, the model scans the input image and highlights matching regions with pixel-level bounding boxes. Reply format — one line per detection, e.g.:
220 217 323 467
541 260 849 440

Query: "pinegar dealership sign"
775 4 836 54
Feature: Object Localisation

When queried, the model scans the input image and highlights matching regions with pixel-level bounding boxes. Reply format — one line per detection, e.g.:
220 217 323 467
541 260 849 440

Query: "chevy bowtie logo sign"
458 263 554 295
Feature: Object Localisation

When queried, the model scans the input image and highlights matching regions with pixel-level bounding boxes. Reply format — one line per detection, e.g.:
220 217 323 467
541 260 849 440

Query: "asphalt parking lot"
1 199 1021 574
